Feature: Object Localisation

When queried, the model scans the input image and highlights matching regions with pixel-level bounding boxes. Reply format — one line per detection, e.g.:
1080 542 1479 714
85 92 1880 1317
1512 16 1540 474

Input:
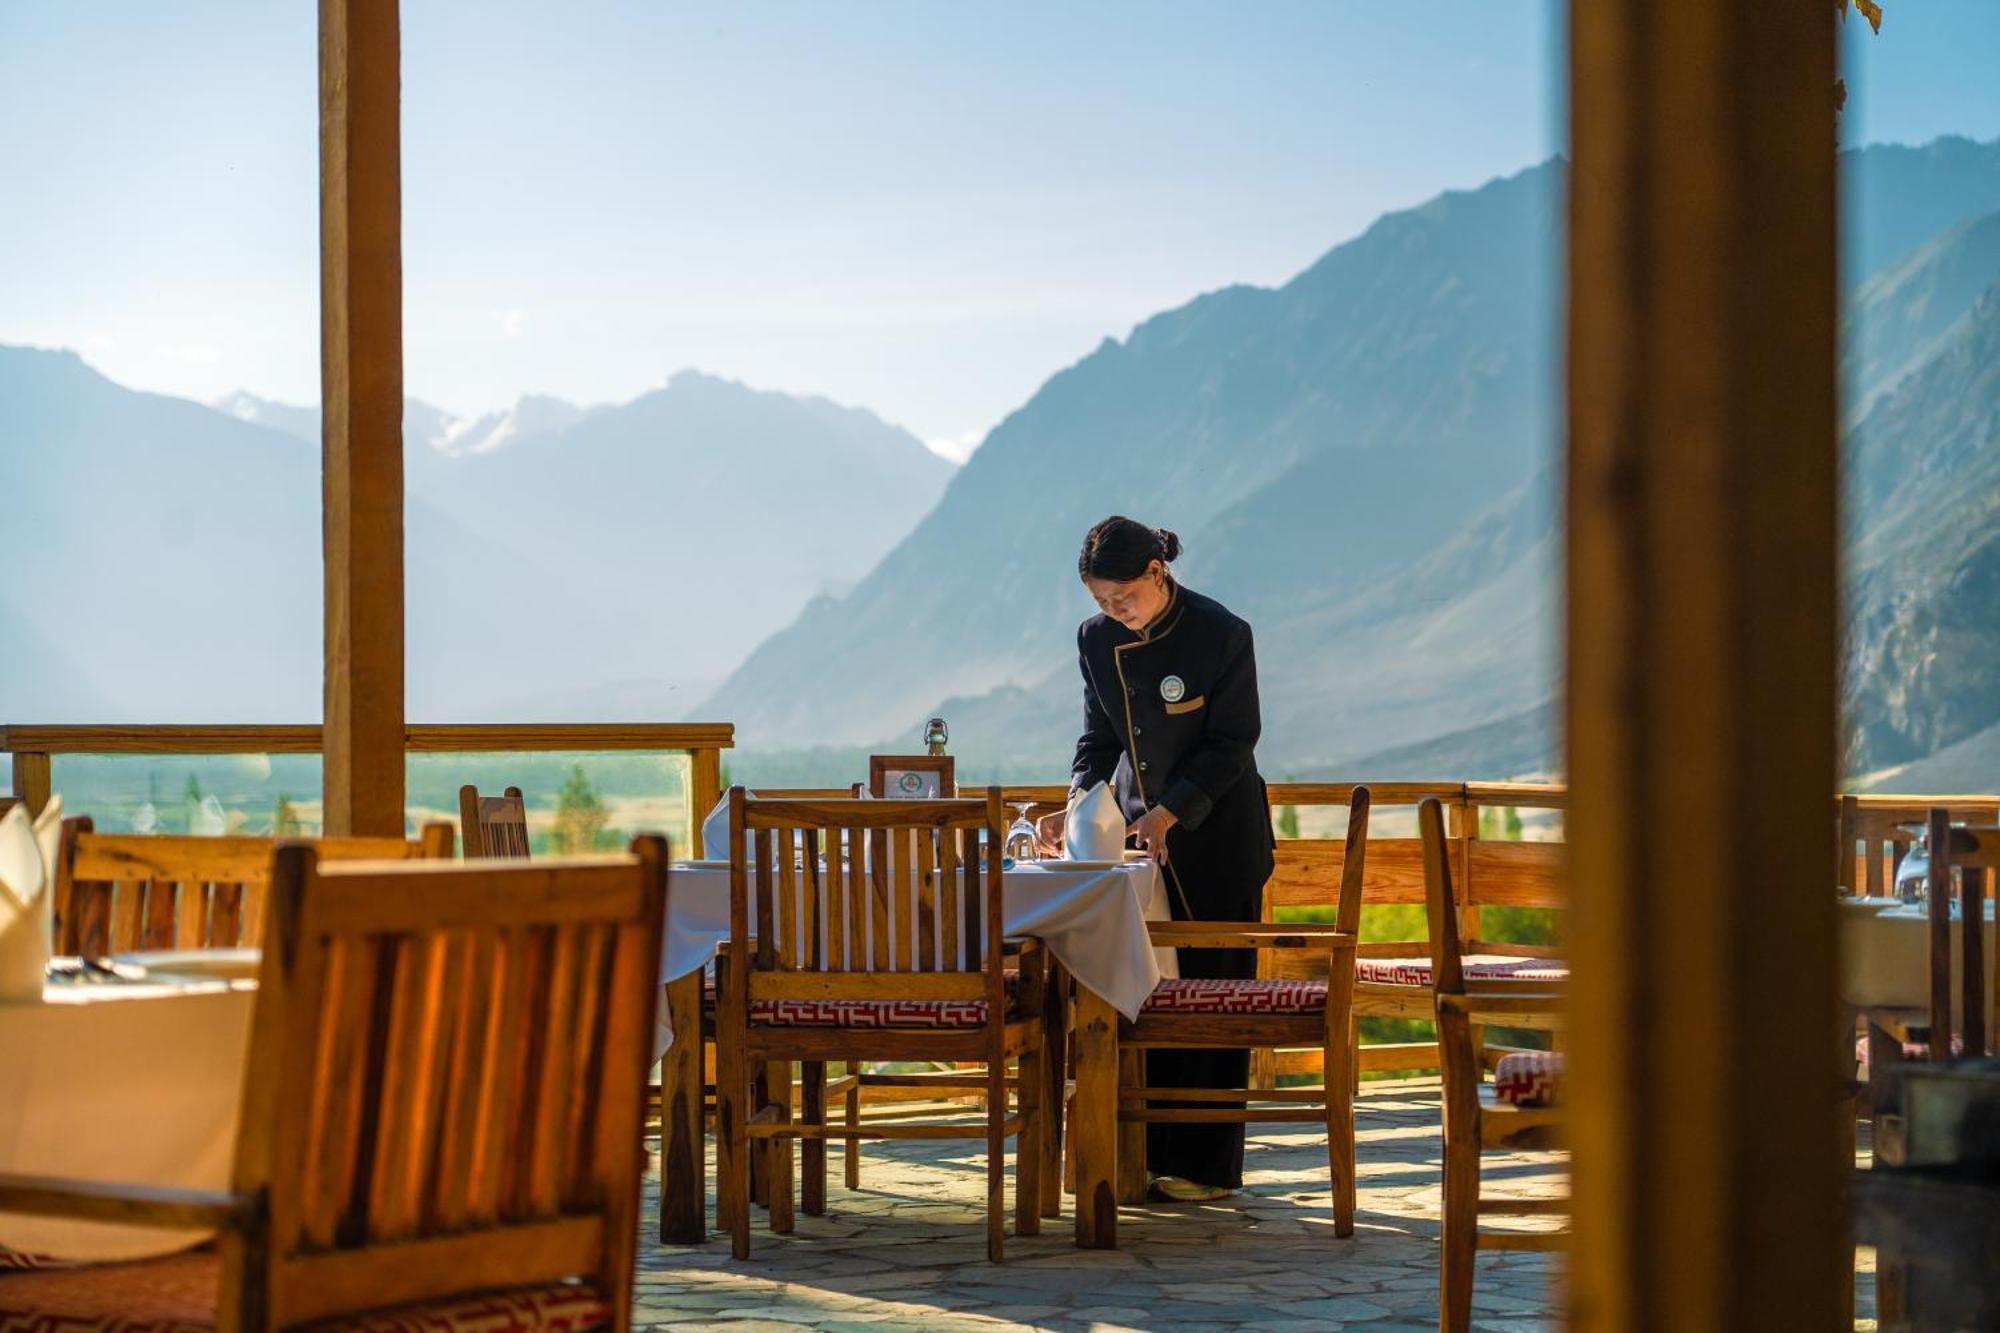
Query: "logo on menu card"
897 772 926 795
1160 675 1186 704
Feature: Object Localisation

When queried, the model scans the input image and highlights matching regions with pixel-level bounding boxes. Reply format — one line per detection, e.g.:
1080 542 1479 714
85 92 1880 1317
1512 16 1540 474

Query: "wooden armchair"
1418 797 1567 1333
458 784 530 858
714 788 1048 1261
1114 787 1368 1234
0 839 668 1331
51 820 455 956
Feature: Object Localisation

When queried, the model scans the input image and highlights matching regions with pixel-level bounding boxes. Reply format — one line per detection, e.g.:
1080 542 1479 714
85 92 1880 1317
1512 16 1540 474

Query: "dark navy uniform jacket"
1069 581 1275 909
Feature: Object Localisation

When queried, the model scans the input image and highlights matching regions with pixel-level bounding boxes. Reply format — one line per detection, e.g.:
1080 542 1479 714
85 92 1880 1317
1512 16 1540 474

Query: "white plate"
673 859 735 870
111 948 261 980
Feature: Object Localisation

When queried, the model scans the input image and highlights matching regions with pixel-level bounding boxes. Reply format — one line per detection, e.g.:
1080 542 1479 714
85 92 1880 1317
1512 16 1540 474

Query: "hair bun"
1157 528 1182 562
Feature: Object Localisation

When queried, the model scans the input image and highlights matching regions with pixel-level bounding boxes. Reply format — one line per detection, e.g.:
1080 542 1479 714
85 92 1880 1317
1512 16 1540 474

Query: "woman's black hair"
1078 515 1181 582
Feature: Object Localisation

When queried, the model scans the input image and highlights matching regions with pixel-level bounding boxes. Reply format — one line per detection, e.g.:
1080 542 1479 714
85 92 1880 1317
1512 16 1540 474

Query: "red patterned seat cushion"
1493 1050 1564 1107
0 1251 611 1332
750 995 1003 1028
1141 978 1329 1015
1355 954 1570 987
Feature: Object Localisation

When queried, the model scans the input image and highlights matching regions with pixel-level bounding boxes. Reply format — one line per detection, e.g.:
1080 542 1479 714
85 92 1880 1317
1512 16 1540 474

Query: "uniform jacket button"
1134 726 1143 738
1139 761 1149 773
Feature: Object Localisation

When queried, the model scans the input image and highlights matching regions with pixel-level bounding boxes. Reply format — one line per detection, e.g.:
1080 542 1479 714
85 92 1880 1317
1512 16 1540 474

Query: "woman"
1038 515 1275 1202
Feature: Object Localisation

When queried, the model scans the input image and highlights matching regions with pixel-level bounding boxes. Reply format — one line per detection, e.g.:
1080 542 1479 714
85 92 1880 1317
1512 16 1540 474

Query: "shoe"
1148 1175 1232 1203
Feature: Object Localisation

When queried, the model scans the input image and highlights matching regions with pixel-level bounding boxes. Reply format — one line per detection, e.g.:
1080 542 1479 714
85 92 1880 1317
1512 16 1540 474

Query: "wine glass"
1005 802 1039 862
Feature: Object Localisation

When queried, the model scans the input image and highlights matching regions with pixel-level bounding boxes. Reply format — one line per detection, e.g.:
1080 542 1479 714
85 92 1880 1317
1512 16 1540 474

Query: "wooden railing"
0 723 734 856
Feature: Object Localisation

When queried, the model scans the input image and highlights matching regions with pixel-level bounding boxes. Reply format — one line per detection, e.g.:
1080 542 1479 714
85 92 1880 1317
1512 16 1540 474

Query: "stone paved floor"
634 1078 1878 1331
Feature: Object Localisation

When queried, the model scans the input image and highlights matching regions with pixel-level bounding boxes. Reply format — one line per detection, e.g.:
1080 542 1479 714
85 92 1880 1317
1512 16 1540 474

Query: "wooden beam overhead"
1566 2 1843 1328
319 0 405 837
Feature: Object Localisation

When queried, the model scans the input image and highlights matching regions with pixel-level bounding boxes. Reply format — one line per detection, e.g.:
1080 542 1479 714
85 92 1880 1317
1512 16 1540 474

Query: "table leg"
1072 986 1119 1249
1041 961 1068 1219
1117 1046 1147 1205
659 970 706 1244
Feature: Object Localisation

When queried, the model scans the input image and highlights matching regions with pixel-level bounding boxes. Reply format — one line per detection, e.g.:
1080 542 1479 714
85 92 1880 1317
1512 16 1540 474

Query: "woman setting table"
1039 516 1275 1204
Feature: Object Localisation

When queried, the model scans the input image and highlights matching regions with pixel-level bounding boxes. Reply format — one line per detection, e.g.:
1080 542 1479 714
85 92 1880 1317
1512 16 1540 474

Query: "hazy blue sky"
2 2 1994 456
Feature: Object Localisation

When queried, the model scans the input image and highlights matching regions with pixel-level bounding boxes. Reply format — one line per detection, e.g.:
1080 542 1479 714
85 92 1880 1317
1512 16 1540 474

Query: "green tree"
271 793 303 837
551 763 611 853
1276 804 1300 840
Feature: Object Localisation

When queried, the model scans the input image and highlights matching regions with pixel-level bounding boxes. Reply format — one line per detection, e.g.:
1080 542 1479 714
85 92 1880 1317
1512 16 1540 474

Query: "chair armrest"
1438 992 1566 1019
0 1173 256 1231
1148 922 1357 951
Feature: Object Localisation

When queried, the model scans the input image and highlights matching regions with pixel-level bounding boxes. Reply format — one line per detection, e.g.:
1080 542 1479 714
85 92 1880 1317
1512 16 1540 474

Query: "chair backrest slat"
236 840 666 1327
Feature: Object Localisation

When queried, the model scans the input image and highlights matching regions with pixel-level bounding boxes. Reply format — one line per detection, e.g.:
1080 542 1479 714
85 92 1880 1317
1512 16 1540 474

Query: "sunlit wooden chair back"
734 789 1004 980
52 819 455 956
458 783 530 858
1839 796 2000 898
218 837 668 1327
1418 797 1567 1333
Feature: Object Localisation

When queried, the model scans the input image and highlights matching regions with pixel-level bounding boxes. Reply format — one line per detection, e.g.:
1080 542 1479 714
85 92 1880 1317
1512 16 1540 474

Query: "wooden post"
689 745 723 857
319 0 405 836
1567 1 1842 1328
11 750 51 818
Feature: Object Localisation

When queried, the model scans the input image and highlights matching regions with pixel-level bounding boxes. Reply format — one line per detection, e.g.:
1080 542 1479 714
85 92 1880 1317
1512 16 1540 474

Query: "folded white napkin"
0 795 63 1001
1064 782 1126 862
700 792 751 864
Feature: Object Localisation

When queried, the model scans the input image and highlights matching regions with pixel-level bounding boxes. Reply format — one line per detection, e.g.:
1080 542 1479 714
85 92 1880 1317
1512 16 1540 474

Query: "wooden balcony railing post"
10 748 51 817
689 745 723 858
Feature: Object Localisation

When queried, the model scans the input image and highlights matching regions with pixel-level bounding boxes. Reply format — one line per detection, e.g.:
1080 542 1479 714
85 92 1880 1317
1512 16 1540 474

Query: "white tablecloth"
0 979 255 1262
658 859 1174 1056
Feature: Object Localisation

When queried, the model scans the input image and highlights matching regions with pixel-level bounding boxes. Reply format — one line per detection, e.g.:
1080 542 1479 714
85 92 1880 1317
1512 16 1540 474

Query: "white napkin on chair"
0 795 63 1001
1064 782 1126 862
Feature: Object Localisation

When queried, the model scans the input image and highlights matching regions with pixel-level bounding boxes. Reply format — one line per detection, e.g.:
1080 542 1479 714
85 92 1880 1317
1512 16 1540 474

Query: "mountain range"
0 358 950 721
7 133 1997 790
707 134 2000 783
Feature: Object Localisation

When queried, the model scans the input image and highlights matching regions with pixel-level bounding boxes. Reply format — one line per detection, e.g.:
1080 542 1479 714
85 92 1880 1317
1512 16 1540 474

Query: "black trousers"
1145 831 1268 1189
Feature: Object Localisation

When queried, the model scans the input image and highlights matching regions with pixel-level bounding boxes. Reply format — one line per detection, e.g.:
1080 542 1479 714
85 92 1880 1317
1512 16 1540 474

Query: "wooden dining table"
652 857 1174 1248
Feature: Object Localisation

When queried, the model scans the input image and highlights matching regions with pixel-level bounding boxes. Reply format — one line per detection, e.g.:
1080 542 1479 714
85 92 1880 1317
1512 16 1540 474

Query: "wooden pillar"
689 745 723 857
319 0 405 836
1566 2 1842 1328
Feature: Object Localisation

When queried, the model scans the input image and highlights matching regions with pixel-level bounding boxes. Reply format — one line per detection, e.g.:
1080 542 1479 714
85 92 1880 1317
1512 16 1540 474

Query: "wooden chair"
714 788 1048 1261
1114 786 1368 1234
1418 797 1567 1333
459 783 530 858
51 820 455 956
1347 790 1568 1081
0 838 669 1331
1257 784 1466 1085
1838 795 1999 899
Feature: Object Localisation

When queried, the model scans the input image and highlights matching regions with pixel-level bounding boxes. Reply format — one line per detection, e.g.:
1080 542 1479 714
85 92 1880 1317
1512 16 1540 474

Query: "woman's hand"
1128 804 1179 864
1035 810 1066 856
